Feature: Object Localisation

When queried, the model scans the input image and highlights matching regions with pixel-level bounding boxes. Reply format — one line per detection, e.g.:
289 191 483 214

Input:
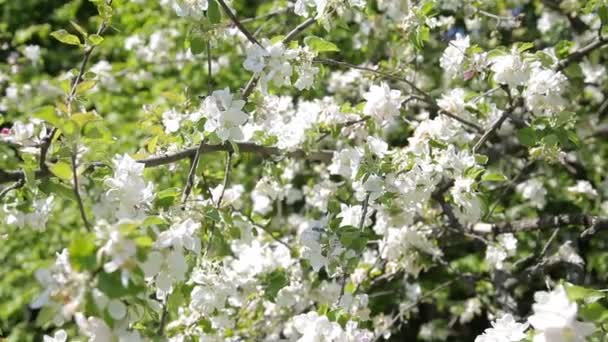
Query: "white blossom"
197 87 248 142
491 50 531 88
440 34 470 77
43 330 67 342
516 179 547 209
475 314 528 342
23 45 41 64
528 285 595 342
566 180 597 197
363 82 405 125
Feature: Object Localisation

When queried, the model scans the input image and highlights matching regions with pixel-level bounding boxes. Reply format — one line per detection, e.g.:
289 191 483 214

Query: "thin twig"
472 110 511 153
215 152 233 209
157 301 168 335
0 142 334 185
556 36 608 71
373 278 460 341
71 152 91 231
359 193 371 230
283 17 317 43
181 139 205 205
0 179 25 201
216 0 262 47
316 116 370 143
314 57 484 132
241 17 317 98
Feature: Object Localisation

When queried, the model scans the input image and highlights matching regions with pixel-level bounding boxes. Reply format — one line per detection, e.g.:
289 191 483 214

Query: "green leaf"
155 187 180 208
190 36 206 55
69 234 97 271
565 283 605 304
580 302 608 323
34 106 63 128
261 269 289 301
49 161 73 181
207 0 222 24
50 29 81 46
475 154 489 165
481 172 508 182
97 271 144 298
516 42 534 53
516 127 538 146
76 80 97 94
339 226 368 252
70 20 88 38
555 40 575 59
97 3 113 19
304 36 340 53
599 6 608 25
87 34 104 46
419 2 435 16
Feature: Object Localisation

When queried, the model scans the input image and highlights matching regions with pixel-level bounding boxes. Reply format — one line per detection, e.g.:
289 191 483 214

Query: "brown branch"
181 140 205 205
71 152 91 230
0 142 333 186
472 110 511 153
39 2 113 174
556 36 608 71
476 214 608 235
215 151 233 209
0 179 25 201
216 0 262 47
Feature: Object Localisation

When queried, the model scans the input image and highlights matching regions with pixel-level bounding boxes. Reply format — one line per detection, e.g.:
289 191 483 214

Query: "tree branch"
0 179 25 201
71 152 91 231
215 151 233 208
472 110 511 153
0 142 333 186
241 17 317 99
556 36 608 71
474 214 608 235
314 57 484 132
216 0 262 47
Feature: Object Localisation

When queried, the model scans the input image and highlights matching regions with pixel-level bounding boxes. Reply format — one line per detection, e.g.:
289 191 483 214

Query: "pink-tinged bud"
0 128 11 135
463 70 476 81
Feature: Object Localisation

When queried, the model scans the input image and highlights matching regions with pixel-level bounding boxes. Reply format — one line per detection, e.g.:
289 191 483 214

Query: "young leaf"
304 36 340 53
190 36 206 55
49 161 73 181
207 0 222 24
50 29 81 46
87 34 104 46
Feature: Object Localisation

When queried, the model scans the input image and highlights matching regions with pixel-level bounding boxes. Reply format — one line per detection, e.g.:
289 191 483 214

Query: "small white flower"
169 0 208 17
367 136 389 157
162 109 184 133
363 82 405 125
516 179 547 209
475 314 528 342
43 330 68 342
337 204 371 228
491 49 531 88
566 180 597 197
156 218 201 253
200 87 248 142
23 45 41 64
440 34 470 76
528 285 595 342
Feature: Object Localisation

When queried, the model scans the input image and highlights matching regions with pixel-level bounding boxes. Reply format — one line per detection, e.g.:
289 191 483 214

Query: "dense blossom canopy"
1 0 608 341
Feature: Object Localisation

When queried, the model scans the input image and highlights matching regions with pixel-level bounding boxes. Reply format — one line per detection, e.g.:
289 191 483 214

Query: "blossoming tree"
2 0 608 341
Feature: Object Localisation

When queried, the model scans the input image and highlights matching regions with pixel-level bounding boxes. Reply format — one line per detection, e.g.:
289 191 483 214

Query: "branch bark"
0 142 333 185
474 214 608 235
556 36 608 71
